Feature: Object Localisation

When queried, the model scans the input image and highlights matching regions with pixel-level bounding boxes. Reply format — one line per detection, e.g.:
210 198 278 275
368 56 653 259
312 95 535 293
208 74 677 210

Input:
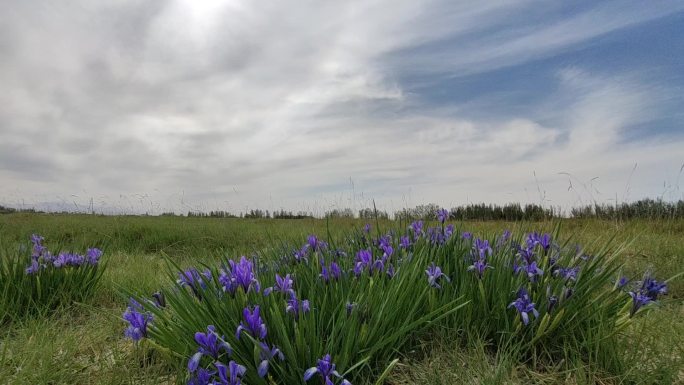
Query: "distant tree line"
0 205 41 215
3 199 683 220
450 203 554 221
394 199 684 221
570 199 684 220
272 209 313 219
187 210 238 218
358 208 389 219
395 203 543 221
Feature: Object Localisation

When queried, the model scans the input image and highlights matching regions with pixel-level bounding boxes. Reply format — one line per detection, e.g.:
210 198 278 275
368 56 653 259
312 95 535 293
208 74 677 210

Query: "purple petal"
304 367 319 381
188 352 202 372
258 360 269 378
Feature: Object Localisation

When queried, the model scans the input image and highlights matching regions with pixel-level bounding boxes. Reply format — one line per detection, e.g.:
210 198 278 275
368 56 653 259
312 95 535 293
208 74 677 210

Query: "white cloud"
0 0 682 214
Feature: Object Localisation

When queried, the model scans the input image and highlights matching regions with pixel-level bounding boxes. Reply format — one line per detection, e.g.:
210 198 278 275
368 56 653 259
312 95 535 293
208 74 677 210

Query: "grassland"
0 213 682 384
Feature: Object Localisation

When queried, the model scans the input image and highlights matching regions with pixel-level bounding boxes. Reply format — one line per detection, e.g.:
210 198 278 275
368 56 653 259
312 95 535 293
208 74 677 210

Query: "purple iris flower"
527 232 552 251
264 274 294 296
445 224 455 238
42 251 55 264
286 293 311 320
304 354 352 385
86 248 103 265
555 266 580 281
354 249 373 276
294 244 310 262
381 244 394 258
508 288 539 325
539 233 552 250
626 274 668 317
467 259 492 279
25 259 41 275
320 265 330 282
230 257 260 293
426 263 450 289
377 235 391 249
436 208 449 223
188 368 214 385
178 268 212 298
363 223 371 233
308 235 328 252
236 305 267 340
330 262 341 279
399 236 411 249
214 361 247 385
372 257 386 274
524 261 544 282
496 230 512 249
641 276 667 300
473 238 492 259
517 245 536 264
628 291 653 316
427 227 446 245
53 252 85 267
188 325 233 372
257 342 285 378
386 264 396 278
30 234 46 257
321 261 342 282
220 257 260 295
178 268 211 288
410 221 424 238
123 299 152 341
461 231 473 240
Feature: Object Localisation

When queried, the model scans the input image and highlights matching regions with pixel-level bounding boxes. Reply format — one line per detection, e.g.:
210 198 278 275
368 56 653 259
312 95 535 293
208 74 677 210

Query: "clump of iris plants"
1 234 106 323
122 210 672 384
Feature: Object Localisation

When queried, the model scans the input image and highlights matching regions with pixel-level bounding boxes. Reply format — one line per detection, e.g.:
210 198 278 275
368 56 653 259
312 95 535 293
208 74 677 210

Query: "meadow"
0 213 682 384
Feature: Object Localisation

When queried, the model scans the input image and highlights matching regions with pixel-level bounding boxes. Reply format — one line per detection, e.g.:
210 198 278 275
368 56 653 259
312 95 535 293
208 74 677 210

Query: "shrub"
124 214 671 384
0 234 106 323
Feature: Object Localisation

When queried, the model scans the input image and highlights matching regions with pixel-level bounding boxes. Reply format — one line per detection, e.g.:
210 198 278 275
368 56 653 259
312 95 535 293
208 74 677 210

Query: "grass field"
0 213 682 384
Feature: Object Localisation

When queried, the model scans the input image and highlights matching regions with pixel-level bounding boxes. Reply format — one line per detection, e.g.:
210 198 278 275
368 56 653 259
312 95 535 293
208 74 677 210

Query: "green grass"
0 213 682 384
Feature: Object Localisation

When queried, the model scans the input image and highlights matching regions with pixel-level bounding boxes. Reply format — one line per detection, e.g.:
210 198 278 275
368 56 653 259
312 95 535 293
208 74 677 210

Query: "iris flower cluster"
25 234 102 275
292 235 329 263
188 361 246 385
512 234 552 282
119 210 673 385
320 262 342 282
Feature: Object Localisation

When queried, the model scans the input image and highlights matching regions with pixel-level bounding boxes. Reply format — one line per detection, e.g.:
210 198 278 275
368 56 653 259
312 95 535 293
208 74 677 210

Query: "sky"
1 0 683 215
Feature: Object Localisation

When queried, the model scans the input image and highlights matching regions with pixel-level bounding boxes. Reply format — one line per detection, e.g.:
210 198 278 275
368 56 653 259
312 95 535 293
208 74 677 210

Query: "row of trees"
570 199 684 220
0 205 40 214
393 203 554 221
4 200 684 220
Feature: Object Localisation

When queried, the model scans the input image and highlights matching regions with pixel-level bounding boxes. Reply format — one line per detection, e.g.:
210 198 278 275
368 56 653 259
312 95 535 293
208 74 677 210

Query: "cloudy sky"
1 0 683 215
